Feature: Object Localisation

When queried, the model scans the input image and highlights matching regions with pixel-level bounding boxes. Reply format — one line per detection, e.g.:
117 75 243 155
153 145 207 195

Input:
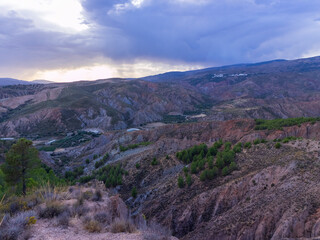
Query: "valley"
2 56 320 239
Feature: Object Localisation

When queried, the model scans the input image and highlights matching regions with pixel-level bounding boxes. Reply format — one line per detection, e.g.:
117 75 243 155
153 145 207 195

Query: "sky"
1 0 320 82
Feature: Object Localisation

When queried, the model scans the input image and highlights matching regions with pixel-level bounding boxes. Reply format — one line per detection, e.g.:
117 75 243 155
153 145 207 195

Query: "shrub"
135 163 141 169
222 166 229 176
85 159 90 164
229 162 237 172
151 158 158 166
207 167 218 180
183 166 189 175
95 154 109 169
186 174 192 186
82 191 93 200
200 171 207 181
178 176 185 188
216 157 225 169
57 211 70 228
190 161 198 174
275 143 281 149
71 204 88 217
39 202 65 219
207 157 214 169
92 190 102 202
253 139 261 145
84 220 102 233
131 187 137 198
110 218 136 233
224 142 232 151
166 155 169 159
94 212 109 224
9 201 24 215
0 210 37 240
244 142 252 149
261 139 267 143
79 175 94 184
233 143 242 153
254 117 320 130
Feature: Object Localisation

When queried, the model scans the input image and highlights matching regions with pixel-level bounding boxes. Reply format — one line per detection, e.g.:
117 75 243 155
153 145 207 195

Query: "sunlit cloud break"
1 0 320 81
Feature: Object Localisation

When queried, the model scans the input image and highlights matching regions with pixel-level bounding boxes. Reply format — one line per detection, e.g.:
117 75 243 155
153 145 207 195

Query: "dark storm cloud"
81 0 320 64
1 0 320 78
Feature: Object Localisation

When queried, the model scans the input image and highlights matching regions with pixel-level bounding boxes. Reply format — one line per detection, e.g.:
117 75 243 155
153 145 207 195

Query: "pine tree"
1 138 40 195
131 186 137 198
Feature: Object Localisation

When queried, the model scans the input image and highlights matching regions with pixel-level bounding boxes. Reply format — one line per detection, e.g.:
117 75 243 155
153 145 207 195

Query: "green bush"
186 174 192 186
222 166 229 176
178 176 185 188
253 139 261 145
94 153 109 169
216 156 225 169
135 163 140 169
151 158 158 166
224 142 232 151
183 166 189 175
131 187 137 198
120 142 152 152
95 164 125 188
200 171 207 181
65 166 84 182
275 143 281 149
255 117 320 130
233 142 242 153
244 142 252 149
261 139 267 143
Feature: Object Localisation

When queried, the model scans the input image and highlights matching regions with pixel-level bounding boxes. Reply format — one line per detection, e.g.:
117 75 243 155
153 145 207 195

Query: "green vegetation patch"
163 115 187 124
176 140 239 186
119 142 152 152
39 131 100 152
254 117 320 130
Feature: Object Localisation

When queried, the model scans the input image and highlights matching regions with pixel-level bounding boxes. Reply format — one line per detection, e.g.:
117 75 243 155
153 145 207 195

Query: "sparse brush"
57 211 70 228
37 181 68 202
82 191 93 200
94 212 110 224
71 204 88 217
110 218 136 233
38 201 65 219
92 190 102 202
0 210 37 240
146 221 171 239
84 219 102 233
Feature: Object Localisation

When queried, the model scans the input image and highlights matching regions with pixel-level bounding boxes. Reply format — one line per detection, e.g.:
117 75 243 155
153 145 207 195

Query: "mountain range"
1 56 320 138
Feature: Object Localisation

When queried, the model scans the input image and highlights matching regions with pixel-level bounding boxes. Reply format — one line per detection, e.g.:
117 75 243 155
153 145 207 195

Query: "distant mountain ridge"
2 56 320 137
0 78 32 86
0 78 55 86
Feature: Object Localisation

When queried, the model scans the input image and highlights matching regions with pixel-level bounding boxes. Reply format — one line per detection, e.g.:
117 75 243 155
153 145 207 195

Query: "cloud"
81 0 320 64
1 0 320 80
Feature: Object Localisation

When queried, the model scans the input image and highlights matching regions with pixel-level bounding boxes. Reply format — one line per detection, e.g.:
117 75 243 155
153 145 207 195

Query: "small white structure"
46 140 56 145
127 128 140 132
0 138 14 141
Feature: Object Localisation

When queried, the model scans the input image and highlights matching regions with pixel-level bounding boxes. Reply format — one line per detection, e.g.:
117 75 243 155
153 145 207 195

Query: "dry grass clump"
92 190 102 202
38 201 66 219
143 221 172 240
0 210 37 240
84 219 102 233
56 211 71 228
110 218 136 233
94 212 110 224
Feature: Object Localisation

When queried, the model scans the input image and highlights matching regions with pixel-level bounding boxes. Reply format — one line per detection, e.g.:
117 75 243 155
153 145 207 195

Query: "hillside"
2 56 320 138
144 56 320 120
16 118 320 240
0 79 206 137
